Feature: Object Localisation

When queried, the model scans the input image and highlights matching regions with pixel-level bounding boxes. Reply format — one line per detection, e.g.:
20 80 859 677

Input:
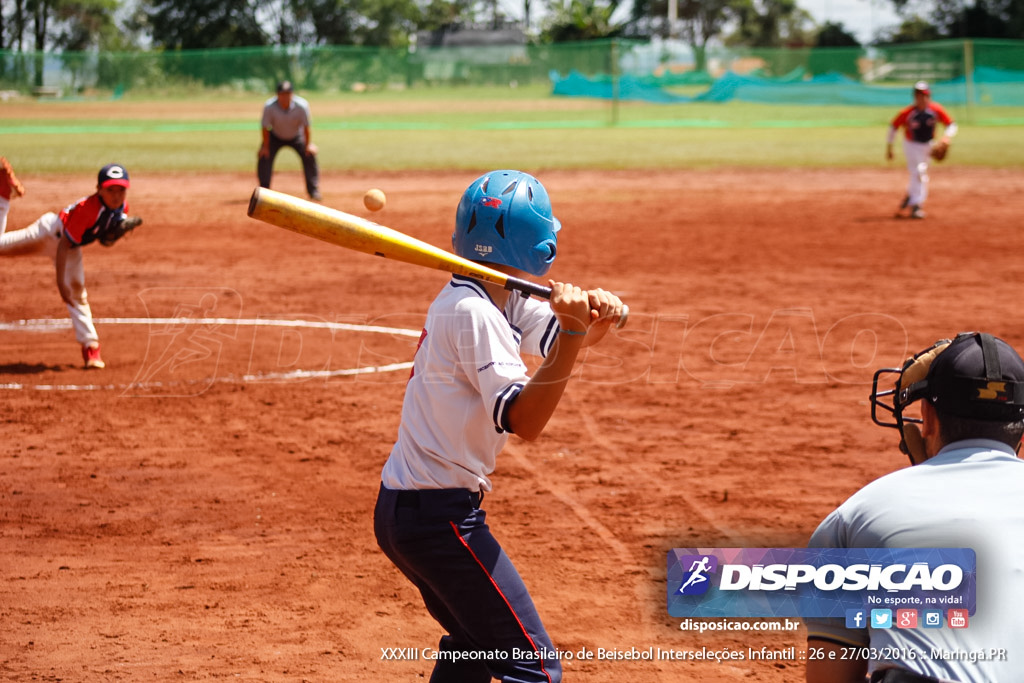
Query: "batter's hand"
258 144 270 159
548 281 593 335
587 288 625 329
886 144 894 161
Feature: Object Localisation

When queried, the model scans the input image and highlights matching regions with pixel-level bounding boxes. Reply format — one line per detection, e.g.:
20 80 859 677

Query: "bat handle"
504 276 629 329
504 276 552 300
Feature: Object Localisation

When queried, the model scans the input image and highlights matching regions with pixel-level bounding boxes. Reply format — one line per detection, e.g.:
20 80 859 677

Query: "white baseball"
364 188 386 212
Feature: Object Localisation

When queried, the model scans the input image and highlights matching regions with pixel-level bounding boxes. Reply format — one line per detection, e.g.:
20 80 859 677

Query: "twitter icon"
870 609 893 629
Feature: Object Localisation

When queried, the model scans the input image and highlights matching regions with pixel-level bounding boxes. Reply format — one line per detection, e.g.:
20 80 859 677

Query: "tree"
11 0 26 49
727 0 814 47
6 0 130 52
932 0 1022 37
885 0 1024 39
816 20 859 47
677 0 734 70
419 0 475 32
52 0 118 51
256 0 424 47
145 0 267 49
31 0 53 51
621 0 668 39
881 15 942 42
12 0 26 49
810 20 861 77
541 0 623 41
352 0 421 47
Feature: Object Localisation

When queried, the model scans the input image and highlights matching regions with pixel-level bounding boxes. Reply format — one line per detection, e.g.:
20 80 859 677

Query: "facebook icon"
846 609 867 629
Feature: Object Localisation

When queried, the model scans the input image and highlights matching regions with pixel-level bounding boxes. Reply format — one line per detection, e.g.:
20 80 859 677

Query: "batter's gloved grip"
99 215 143 247
896 339 951 462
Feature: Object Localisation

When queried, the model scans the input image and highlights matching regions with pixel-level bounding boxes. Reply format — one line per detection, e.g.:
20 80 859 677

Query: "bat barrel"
248 187 513 287
248 187 629 328
248 188 261 217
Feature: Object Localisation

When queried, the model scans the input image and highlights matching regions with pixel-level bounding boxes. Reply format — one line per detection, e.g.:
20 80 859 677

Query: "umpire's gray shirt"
805 439 1024 682
261 95 312 141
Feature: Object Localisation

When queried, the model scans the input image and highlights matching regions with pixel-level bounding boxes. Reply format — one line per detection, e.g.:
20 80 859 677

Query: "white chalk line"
0 317 418 392
0 317 423 337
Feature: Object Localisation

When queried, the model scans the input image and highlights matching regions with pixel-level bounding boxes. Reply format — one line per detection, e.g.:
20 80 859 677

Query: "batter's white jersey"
806 439 1024 682
381 276 559 492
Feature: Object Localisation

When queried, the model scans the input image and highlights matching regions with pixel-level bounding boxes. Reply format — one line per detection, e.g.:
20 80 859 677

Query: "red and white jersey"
890 102 954 144
381 275 559 492
59 193 128 247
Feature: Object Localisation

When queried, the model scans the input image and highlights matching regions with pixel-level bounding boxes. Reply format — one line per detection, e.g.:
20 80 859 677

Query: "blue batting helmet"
452 170 560 277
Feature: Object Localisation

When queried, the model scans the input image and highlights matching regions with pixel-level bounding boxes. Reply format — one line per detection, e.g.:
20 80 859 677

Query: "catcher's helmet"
870 332 1024 459
452 170 560 277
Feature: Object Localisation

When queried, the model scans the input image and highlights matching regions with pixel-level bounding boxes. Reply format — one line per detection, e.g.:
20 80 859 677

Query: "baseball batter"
805 332 1024 683
0 160 141 369
886 81 957 219
374 170 624 683
257 80 321 201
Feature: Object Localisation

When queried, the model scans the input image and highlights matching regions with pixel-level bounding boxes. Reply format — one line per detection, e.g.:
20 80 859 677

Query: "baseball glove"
99 215 143 247
930 139 950 161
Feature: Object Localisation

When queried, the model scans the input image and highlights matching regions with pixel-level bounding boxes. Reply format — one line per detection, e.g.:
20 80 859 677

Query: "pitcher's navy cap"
98 163 130 189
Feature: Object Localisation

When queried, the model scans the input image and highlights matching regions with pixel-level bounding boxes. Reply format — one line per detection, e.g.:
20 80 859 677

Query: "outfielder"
805 332 1024 683
374 170 624 682
886 80 957 219
0 160 142 369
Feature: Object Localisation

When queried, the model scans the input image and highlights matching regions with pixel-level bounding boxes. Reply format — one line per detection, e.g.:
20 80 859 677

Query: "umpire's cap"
926 332 1024 421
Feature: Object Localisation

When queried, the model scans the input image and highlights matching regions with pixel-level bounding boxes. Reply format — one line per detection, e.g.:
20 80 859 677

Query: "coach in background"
805 332 1024 683
258 80 321 201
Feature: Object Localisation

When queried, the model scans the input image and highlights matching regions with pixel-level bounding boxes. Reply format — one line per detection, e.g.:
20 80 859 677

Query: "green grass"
2 89 1022 172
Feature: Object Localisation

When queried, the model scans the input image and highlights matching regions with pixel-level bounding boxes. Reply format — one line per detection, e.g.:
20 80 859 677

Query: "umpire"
257 80 321 201
805 332 1024 683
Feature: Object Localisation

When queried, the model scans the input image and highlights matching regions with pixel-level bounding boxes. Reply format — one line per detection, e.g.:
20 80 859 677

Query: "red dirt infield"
2 166 1022 681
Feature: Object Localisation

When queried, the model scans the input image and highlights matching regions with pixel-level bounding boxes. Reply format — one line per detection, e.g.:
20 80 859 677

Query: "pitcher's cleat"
83 343 106 369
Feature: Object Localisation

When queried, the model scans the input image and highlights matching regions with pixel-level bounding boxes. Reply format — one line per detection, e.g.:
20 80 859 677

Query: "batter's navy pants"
374 484 561 683
257 131 320 199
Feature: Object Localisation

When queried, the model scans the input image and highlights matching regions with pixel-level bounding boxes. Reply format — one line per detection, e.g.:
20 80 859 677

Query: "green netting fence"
0 39 1022 106
552 39 1024 107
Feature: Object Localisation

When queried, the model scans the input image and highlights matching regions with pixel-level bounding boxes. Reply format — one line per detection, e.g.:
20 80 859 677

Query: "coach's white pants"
903 139 932 208
0 200 99 346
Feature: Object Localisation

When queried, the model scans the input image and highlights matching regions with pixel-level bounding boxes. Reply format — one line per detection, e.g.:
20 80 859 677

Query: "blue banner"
667 548 975 618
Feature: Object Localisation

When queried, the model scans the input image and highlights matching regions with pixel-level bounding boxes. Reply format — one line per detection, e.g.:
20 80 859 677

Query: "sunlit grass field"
2 84 1022 172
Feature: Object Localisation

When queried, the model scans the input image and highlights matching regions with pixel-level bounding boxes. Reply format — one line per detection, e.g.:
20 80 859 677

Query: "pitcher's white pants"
0 198 99 345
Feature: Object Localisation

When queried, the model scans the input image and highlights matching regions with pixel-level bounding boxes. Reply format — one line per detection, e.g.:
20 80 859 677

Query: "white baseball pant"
902 139 933 208
0 200 99 346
